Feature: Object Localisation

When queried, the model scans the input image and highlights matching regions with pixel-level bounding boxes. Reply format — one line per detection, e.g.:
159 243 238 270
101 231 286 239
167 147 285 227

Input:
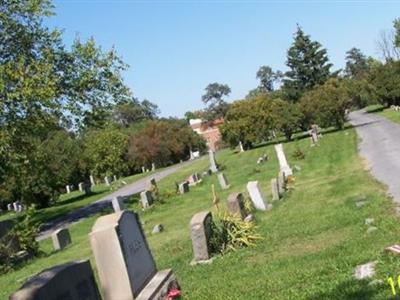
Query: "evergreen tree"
345 48 369 78
283 26 332 101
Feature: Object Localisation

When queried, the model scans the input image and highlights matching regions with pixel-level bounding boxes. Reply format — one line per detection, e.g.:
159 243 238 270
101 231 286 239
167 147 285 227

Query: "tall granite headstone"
140 190 154 209
112 196 125 212
271 178 280 201
246 181 270 211
89 211 179 300
208 150 218 173
190 211 213 263
217 173 230 190
274 143 293 176
226 193 246 219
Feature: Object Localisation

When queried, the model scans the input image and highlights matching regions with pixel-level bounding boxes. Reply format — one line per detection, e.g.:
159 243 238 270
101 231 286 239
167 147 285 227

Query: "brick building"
189 118 224 151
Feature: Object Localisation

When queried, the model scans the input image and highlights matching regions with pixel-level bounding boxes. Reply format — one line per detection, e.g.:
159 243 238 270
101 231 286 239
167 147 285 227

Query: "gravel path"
348 109 400 203
37 158 203 240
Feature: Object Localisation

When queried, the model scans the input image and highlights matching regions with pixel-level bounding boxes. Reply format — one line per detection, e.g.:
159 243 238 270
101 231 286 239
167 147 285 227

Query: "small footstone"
365 218 374 225
152 224 164 234
355 201 367 208
294 165 301 172
354 261 376 280
385 244 400 255
367 226 378 234
244 214 254 223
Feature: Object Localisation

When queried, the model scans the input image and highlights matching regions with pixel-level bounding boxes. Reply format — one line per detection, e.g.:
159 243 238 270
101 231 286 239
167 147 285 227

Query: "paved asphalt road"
37 158 204 240
348 109 400 203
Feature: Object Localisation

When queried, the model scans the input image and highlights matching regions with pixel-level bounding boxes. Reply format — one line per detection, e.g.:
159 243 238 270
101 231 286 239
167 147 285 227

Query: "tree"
0 0 133 206
345 48 369 79
256 66 281 92
127 120 206 169
113 98 159 127
201 83 231 120
369 60 400 106
376 29 400 62
282 26 333 101
394 18 400 48
220 95 275 148
270 100 302 141
83 127 129 178
299 78 350 129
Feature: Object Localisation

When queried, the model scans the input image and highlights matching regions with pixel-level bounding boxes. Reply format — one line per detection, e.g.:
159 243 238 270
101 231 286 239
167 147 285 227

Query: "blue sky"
48 0 400 117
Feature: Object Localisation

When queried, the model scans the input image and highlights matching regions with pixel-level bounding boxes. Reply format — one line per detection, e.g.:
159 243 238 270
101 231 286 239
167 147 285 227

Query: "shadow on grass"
53 191 104 207
307 279 386 300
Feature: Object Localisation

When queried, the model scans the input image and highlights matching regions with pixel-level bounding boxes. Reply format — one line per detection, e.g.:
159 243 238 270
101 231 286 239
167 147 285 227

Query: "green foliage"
127 119 206 170
345 48 369 79
292 148 306 160
270 99 302 141
113 98 159 128
368 60 400 106
256 66 281 92
201 83 231 120
83 126 128 177
212 212 262 253
220 96 275 148
283 26 333 101
13 205 40 256
299 78 350 129
394 18 400 48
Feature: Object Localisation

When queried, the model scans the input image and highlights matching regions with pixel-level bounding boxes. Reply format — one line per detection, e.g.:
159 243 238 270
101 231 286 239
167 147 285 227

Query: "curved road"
349 109 400 203
37 158 204 240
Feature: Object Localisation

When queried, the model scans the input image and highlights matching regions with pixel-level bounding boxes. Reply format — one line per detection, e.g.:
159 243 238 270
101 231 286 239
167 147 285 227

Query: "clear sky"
48 0 400 117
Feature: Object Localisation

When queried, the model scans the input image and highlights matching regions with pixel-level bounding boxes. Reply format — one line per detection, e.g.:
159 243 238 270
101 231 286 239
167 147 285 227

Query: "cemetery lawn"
0 171 155 224
2 128 400 299
366 104 400 124
376 108 400 124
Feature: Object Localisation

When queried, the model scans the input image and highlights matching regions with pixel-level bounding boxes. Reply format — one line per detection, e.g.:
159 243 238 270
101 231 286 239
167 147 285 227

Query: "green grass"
2 129 400 299
376 109 400 124
0 169 157 224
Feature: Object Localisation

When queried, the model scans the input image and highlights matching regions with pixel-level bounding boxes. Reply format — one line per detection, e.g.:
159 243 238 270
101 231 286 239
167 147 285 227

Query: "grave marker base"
136 269 180 300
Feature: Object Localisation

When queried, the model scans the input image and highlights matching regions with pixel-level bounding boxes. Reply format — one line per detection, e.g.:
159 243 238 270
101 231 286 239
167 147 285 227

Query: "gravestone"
0 219 19 252
274 143 293 176
141 166 146 173
13 201 20 212
208 150 218 173
151 163 156 171
7 203 12 211
226 193 245 219
140 190 154 209
66 185 71 194
104 176 111 186
90 175 95 186
190 211 213 263
150 178 157 187
78 182 84 192
239 141 244 153
10 260 101 300
112 196 125 212
52 228 72 251
113 175 117 182
89 211 179 300
83 183 91 195
246 181 270 211
178 181 189 194
271 178 280 201
277 171 286 196
217 173 230 189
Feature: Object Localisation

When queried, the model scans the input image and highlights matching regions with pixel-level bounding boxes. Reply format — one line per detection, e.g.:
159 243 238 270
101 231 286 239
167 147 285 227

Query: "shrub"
211 212 262 254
